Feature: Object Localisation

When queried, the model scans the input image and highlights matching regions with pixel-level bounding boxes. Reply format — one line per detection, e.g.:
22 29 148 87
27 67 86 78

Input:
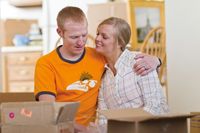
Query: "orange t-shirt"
34 46 105 126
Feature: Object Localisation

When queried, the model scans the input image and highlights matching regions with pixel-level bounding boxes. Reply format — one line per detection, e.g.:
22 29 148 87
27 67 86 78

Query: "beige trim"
8 0 42 7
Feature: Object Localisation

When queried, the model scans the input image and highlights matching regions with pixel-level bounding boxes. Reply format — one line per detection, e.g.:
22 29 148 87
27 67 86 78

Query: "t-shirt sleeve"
34 58 57 100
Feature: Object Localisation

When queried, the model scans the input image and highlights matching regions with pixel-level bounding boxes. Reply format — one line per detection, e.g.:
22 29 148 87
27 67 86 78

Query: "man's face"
58 21 88 58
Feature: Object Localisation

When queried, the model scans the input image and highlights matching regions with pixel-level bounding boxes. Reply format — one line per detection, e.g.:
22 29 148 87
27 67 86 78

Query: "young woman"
95 17 169 125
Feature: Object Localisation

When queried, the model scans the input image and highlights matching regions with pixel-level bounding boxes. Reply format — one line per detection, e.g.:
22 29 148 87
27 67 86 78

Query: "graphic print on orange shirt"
66 72 97 92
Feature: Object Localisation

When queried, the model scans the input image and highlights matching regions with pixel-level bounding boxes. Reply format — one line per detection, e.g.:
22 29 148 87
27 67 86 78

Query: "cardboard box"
0 92 35 103
0 92 36 133
190 112 200 133
0 19 37 46
1 123 73 133
99 108 192 133
1 102 79 133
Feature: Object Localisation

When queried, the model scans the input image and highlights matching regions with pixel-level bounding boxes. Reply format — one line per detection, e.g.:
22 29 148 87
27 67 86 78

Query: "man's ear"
57 27 64 38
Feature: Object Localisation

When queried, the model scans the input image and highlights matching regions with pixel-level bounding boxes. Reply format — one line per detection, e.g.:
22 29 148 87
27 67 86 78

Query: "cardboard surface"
0 19 37 46
0 102 79 133
0 92 35 124
0 92 35 103
100 108 192 122
99 108 193 133
1 102 79 125
1 102 55 125
2 122 73 133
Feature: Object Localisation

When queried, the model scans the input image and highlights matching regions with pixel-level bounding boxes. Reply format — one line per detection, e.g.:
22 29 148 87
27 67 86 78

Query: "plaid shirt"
98 49 169 124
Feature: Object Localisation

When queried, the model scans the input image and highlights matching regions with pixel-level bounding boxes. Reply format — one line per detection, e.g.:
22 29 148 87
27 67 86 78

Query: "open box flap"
99 108 193 122
56 102 80 124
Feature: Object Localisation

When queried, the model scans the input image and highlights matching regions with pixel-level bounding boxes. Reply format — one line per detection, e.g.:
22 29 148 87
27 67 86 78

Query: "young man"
34 6 161 130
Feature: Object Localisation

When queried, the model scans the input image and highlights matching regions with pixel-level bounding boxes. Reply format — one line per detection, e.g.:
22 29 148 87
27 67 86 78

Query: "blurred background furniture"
8 0 42 7
86 34 95 48
1 46 42 92
140 26 167 94
140 26 165 61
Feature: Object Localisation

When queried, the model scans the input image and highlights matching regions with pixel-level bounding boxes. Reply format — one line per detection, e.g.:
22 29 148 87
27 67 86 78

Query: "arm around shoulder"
134 53 161 76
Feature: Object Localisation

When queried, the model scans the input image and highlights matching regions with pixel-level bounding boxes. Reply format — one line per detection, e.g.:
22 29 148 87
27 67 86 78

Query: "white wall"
166 0 200 113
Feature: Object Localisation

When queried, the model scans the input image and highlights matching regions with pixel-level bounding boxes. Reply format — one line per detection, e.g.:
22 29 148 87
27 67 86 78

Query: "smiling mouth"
96 44 102 47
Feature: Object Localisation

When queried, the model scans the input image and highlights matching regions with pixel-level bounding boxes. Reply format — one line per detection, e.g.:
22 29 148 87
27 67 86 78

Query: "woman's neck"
106 50 122 75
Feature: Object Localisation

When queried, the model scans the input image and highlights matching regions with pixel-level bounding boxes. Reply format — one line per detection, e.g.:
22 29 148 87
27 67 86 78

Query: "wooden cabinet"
1 46 42 92
87 2 129 42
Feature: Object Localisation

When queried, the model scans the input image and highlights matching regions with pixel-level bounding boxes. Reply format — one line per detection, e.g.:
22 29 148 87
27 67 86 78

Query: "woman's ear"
117 42 124 51
57 28 64 38
116 41 122 48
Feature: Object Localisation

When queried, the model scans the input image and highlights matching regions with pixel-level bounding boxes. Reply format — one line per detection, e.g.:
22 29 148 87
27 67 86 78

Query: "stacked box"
0 19 37 46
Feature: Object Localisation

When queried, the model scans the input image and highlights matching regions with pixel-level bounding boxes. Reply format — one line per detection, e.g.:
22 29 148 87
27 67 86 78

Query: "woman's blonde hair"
56 6 87 29
98 17 131 51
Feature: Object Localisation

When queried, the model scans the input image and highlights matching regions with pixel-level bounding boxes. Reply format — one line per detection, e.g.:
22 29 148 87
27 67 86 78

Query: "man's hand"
134 53 160 76
38 94 56 101
74 123 87 133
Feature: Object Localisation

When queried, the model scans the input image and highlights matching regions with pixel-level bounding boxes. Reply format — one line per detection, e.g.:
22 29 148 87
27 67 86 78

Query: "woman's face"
95 24 119 57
